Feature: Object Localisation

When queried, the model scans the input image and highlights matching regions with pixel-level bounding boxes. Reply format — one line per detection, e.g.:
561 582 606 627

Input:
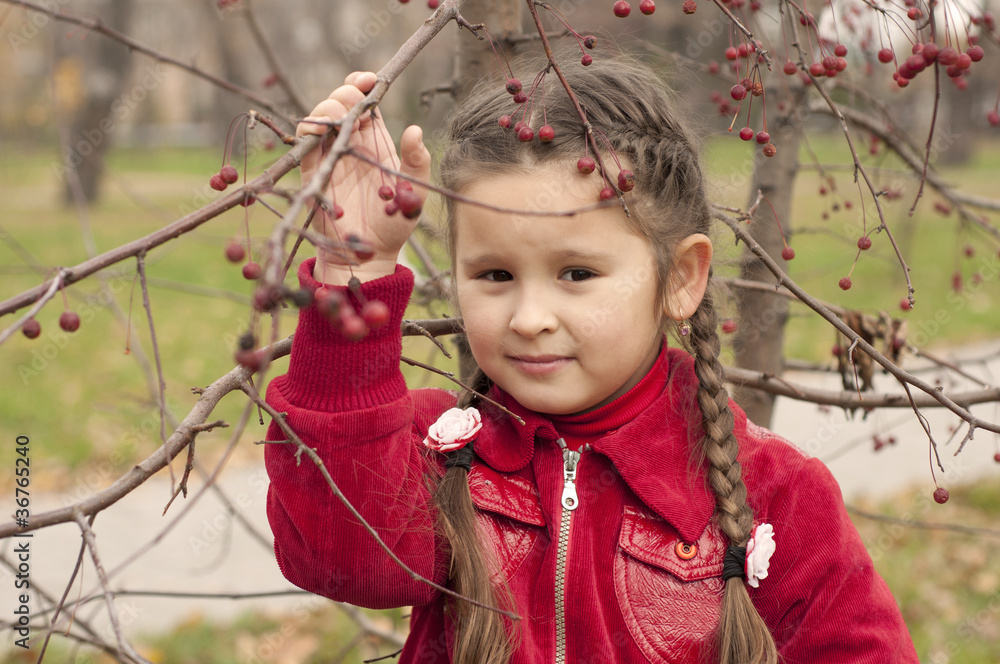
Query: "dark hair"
435 47 777 664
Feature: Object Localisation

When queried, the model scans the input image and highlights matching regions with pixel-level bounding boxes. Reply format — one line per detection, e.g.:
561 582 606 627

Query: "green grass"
703 131 1000 361
3 132 999 476
0 143 458 480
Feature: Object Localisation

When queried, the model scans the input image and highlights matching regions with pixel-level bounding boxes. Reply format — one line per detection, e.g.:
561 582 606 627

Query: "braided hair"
437 46 777 664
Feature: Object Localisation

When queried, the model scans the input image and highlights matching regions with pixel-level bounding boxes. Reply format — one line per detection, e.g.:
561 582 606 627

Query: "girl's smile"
454 165 666 415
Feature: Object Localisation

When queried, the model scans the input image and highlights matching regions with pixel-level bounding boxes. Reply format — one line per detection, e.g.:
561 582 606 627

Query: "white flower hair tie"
721 523 776 589
423 407 483 472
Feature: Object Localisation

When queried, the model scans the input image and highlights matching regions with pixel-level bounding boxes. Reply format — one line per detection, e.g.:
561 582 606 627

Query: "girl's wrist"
312 258 398 286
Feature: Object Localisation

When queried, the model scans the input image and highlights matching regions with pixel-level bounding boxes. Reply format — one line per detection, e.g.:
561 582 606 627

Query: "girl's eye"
480 270 513 282
561 269 596 282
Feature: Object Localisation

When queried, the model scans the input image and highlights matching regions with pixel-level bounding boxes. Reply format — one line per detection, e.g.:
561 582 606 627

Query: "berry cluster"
314 277 389 341
21 279 82 340
611 0 656 16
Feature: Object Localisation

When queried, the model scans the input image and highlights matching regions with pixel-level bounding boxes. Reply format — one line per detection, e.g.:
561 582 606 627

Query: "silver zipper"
555 438 582 664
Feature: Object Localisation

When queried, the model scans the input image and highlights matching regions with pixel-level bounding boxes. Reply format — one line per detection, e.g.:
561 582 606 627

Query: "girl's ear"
664 233 714 320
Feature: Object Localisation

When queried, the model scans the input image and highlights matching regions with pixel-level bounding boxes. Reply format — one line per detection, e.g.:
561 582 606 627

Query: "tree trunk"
58 0 134 205
453 0 523 99
731 87 805 428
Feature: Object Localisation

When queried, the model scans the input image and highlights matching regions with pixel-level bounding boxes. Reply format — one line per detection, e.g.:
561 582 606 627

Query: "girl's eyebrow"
460 249 613 268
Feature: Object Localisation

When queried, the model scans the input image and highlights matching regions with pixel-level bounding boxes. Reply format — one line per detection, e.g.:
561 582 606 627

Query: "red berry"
682 0 696 13
57 310 80 332
513 121 527 133
834 44 848 57
394 187 423 220
955 53 972 70
739 127 754 141
783 61 797 75
340 312 369 341
730 84 747 101
781 246 795 260
378 185 394 201
583 35 597 49
857 236 872 250
756 131 770 144
498 115 512 129
505 78 522 95
427 0 439 8
933 487 949 504
900 298 911 311
577 157 596 174
581 54 593 66
989 111 1000 127
994 453 1000 463
333 203 345 219
952 271 963 292
762 143 777 157
225 240 246 263
725 47 738 61
239 193 256 207
967 45 984 62
639 0 655 14
220 165 239 184
964 244 975 258
937 46 958 65
907 7 921 20
877 48 894 64
538 125 555 142
235 348 263 373
721 319 737 333
242 262 262 280
922 42 939 63
361 301 390 329
315 288 345 319
809 62 826 77
513 91 528 104
613 0 631 17
210 174 227 191
617 170 635 192
839 276 852 290
517 126 534 142
22 318 41 339
599 187 616 201
384 200 399 216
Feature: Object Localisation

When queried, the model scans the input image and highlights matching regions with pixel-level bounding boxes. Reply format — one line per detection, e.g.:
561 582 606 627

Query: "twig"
846 505 1000 539
240 380 522 621
0 135 321 317
401 355 523 423
73 512 153 664
136 253 169 453
0 268 64 345
715 210 1000 435
0 0 293 125
242 0 309 116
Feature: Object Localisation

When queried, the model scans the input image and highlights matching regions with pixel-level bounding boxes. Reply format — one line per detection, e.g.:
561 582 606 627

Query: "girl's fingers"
344 71 377 92
399 125 431 202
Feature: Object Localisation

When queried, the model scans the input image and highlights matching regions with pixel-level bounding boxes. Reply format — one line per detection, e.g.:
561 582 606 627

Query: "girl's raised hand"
297 71 431 285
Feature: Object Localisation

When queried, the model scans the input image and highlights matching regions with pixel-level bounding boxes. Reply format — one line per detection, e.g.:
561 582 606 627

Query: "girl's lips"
508 355 573 376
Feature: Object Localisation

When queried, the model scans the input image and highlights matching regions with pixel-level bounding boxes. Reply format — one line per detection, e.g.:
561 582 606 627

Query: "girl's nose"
508 290 559 338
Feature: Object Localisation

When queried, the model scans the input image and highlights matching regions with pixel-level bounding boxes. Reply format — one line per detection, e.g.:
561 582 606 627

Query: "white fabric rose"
422 407 483 453
744 523 776 588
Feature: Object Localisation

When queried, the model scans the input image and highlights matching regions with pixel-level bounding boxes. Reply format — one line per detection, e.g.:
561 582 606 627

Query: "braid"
688 277 777 664
433 364 515 663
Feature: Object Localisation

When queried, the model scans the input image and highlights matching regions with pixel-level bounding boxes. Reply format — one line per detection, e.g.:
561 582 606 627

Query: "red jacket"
265 260 919 663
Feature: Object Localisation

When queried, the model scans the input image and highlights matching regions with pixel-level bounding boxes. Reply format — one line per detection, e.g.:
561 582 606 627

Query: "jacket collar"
474 346 730 543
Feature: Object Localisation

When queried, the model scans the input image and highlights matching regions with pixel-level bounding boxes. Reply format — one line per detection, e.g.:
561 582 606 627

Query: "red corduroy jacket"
264 259 919 663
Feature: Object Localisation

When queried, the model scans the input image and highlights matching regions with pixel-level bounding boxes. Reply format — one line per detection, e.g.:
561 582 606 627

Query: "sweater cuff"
282 257 414 412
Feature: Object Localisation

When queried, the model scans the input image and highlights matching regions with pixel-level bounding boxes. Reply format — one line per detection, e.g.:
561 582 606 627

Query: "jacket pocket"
468 463 546 582
615 504 725 663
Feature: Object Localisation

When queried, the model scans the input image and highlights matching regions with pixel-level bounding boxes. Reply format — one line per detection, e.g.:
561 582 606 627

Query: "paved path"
2 344 999 651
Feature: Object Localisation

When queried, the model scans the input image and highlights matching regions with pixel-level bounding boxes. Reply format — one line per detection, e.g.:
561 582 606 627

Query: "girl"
264 54 918 664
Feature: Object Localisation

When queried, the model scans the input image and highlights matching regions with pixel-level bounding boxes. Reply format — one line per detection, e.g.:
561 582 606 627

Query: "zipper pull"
557 438 581 511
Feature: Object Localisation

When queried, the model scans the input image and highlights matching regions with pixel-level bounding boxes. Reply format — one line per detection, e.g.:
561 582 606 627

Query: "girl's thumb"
399 125 431 201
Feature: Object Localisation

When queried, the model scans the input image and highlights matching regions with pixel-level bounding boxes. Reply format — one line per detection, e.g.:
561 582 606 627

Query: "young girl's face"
453 165 665 415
